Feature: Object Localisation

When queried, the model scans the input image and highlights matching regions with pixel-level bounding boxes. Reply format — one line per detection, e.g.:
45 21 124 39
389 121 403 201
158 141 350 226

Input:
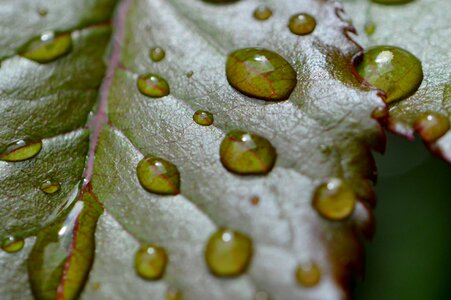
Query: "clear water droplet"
312 178 356 221
40 180 61 194
137 156 180 195
205 228 253 277
1 237 24 253
288 13 316 36
193 110 214 126
0 139 42 162
220 130 277 175
226 48 297 101
253 6 272 21
295 261 321 287
137 73 170 98
149 47 165 62
135 244 168 280
20 32 72 63
414 112 450 143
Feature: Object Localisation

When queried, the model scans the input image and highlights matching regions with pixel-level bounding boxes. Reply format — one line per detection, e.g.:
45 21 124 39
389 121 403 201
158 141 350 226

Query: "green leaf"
1 0 386 299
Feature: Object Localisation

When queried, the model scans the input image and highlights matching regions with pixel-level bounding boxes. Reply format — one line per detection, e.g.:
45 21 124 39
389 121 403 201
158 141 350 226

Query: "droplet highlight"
137 156 180 195
414 112 450 143
205 228 253 277
1 237 24 253
288 13 316 36
149 47 166 62
137 73 170 98
355 46 423 103
20 32 72 63
253 6 272 21
193 110 214 126
135 244 168 280
0 139 42 162
295 262 321 287
220 130 277 175
40 180 61 194
226 48 297 101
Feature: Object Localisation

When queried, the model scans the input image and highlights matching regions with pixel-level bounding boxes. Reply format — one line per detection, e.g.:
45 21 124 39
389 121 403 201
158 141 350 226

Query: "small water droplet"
166 287 182 300
364 22 376 36
38 8 48 17
205 228 253 277
135 244 168 280
295 262 321 287
40 180 61 194
371 0 414 4
288 13 316 36
0 139 42 162
253 6 272 21
193 110 214 126
371 106 388 120
226 48 297 101
20 32 72 63
355 46 423 103
137 73 170 98
220 130 277 175
149 47 166 62
312 178 356 221
186 71 194 78
414 112 450 143
137 156 180 195
1 237 24 253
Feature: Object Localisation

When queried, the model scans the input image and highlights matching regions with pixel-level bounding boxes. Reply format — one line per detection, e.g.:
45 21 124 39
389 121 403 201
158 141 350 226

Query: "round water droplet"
355 46 423 103
166 287 182 300
364 22 376 36
312 178 356 221
186 71 194 78
226 48 297 101
137 73 170 98
149 47 166 62
1 237 24 253
253 6 272 21
40 180 61 194
137 156 180 195
288 13 316 36
135 244 168 280
414 112 450 143
220 130 277 175
371 0 414 4
38 8 48 17
295 262 321 287
0 139 42 162
205 228 253 277
20 32 72 63
193 110 214 126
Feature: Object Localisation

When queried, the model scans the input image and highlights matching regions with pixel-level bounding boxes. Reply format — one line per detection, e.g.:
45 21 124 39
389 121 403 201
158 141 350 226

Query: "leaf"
342 0 451 161
0 0 385 299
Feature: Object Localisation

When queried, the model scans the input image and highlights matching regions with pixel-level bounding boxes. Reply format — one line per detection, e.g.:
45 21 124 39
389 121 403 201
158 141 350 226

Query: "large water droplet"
40 180 61 194
220 130 277 175
414 112 450 143
149 47 166 62
205 228 253 277
20 32 72 63
0 139 42 162
135 244 168 280
226 48 297 101
355 46 423 103
137 74 170 98
137 156 180 195
295 262 321 287
193 110 214 126
288 13 316 36
1 237 24 253
253 6 272 21
371 0 414 4
312 178 356 221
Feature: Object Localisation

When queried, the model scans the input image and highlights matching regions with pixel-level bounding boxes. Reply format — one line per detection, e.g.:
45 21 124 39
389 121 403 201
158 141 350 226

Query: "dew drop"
149 47 165 62
205 228 253 277
288 13 316 36
186 71 194 78
295 262 321 287
135 244 168 280
364 22 376 36
137 73 170 98
220 130 277 175
355 46 423 103
226 48 297 101
312 178 356 221
1 237 24 253
253 6 272 21
414 112 450 143
193 110 214 126
0 139 42 162
40 180 61 194
371 0 414 4
137 156 180 195
20 32 72 63
166 287 182 300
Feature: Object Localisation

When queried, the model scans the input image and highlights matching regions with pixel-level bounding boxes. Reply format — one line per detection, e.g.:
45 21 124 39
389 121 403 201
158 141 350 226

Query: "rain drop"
295 262 321 287
40 180 61 194
0 139 42 162
253 6 272 21
137 156 180 195
137 73 170 98
149 47 165 62
288 13 316 36
1 237 24 253
135 244 168 280
193 110 214 126
414 112 450 143
20 32 72 63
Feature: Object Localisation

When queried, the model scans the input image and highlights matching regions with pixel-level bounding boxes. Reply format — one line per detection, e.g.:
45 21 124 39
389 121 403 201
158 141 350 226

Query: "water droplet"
166 287 182 300
220 130 277 175
364 22 376 36
137 156 180 195
186 71 194 78
371 0 414 4
253 6 272 21
205 228 253 277
149 47 166 62
226 48 297 101
20 32 72 63
288 13 316 36
135 244 168 280
1 237 24 253
40 180 61 194
137 73 170 98
414 112 450 143
355 46 423 103
193 110 214 126
295 262 321 287
312 178 356 221
0 139 42 162
38 8 48 17
371 106 388 120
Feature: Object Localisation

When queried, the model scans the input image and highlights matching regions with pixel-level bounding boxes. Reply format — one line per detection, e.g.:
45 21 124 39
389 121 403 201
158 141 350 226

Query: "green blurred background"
355 133 451 300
